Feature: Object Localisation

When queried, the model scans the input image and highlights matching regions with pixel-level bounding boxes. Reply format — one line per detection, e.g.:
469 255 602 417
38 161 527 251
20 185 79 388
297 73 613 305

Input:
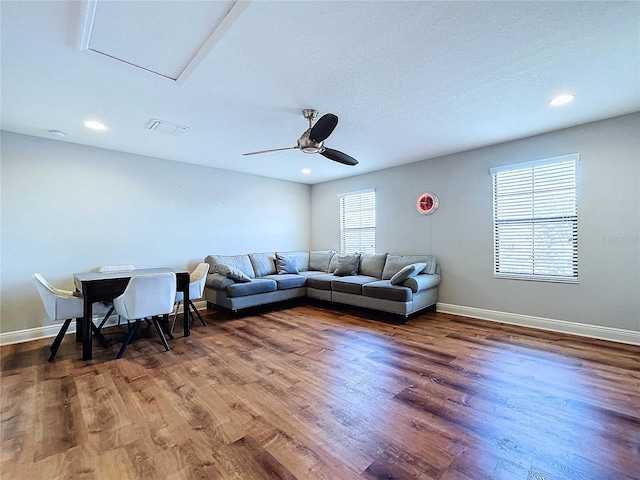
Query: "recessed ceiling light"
48 130 66 138
301 168 312 175
84 120 107 130
549 94 575 106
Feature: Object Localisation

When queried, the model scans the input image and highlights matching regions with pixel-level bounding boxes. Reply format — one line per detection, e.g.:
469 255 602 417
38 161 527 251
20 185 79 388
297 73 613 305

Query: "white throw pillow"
216 264 251 283
390 262 427 285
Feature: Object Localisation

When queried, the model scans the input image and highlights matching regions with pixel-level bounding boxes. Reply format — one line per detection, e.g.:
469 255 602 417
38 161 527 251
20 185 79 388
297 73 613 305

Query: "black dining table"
73 267 190 360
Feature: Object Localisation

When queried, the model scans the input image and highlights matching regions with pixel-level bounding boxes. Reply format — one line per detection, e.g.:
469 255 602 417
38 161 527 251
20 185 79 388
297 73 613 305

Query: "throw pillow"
390 262 427 285
216 263 251 283
333 254 361 277
328 253 340 273
275 253 299 274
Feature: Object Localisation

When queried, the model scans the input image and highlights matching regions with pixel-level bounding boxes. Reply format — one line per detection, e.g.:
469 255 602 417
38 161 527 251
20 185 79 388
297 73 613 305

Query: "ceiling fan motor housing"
297 129 324 153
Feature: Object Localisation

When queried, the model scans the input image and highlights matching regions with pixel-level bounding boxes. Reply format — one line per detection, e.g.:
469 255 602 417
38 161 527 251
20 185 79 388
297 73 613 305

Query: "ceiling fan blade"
321 148 358 166
309 113 338 142
242 146 297 156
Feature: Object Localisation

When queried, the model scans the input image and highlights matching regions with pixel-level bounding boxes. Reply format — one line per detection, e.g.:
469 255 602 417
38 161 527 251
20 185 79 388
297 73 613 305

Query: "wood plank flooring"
1 304 639 479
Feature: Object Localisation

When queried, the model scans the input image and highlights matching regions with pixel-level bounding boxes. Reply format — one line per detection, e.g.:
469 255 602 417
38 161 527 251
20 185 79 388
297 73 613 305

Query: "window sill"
494 273 579 284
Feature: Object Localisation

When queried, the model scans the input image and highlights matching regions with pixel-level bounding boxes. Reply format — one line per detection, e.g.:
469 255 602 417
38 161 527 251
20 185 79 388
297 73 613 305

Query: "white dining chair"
170 263 209 333
112 272 177 359
96 264 136 331
33 273 110 361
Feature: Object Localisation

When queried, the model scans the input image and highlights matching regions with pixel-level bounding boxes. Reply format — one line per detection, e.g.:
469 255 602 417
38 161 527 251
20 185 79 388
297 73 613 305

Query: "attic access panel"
82 0 243 83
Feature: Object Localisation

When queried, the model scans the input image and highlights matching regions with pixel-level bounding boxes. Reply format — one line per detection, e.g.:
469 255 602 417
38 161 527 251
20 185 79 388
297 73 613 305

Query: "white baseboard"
0 300 209 346
436 303 640 346
4 301 637 347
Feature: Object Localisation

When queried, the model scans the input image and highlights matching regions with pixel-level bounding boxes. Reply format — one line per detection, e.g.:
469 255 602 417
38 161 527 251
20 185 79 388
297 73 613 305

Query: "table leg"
83 298 93 360
76 318 83 342
183 281 190 337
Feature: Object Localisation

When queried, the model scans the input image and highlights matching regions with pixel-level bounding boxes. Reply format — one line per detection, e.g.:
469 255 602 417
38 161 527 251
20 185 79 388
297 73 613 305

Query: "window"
339 189 376 254
490 154 578 283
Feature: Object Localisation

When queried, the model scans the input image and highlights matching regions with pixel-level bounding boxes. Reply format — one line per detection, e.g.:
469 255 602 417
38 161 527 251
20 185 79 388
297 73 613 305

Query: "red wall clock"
417 192 439 215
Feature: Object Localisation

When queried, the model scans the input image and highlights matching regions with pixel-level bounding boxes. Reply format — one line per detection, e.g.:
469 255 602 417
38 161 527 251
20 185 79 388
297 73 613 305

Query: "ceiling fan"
242 109 358 166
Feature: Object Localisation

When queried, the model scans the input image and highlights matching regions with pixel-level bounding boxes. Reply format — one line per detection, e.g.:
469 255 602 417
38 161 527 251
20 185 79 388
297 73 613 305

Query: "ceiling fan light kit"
297 131 324 154
243 109 358 166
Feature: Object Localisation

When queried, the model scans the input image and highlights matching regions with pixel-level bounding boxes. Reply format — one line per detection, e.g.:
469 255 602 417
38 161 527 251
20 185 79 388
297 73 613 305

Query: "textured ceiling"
1 1 639 184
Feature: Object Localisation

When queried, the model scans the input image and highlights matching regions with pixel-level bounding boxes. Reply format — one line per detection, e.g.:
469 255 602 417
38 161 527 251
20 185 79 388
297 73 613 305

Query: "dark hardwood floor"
1 305 639 479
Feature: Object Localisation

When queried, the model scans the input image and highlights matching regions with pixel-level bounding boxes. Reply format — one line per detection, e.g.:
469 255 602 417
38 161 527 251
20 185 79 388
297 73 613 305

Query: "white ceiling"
1 1 639 185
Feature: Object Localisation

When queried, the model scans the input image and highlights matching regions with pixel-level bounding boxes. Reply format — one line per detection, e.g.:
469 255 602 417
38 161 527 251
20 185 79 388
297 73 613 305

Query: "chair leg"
97 306 115 330
91 322 110 349
170 302 181 334
116 315 129 328
162 314 174 339
152 316 171 352
116 319 141 359
49 318 73 362
190 301 207 326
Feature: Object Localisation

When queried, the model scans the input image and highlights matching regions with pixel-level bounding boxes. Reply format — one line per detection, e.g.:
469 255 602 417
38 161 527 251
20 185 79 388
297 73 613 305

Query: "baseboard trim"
436 303 640 346
4 301 637 347
0 300 209 346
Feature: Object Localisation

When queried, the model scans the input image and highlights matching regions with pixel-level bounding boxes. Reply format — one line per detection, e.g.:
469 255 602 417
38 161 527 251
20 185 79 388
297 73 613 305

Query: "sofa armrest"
206 273 234 290
404 273 441 293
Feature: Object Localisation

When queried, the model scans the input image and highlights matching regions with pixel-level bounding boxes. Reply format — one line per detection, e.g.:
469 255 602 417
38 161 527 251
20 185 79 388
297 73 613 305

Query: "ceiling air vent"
145 118 189 136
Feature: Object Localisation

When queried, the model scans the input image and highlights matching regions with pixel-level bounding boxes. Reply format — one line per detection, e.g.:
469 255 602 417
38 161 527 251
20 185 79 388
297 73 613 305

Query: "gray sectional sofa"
204 250 440 317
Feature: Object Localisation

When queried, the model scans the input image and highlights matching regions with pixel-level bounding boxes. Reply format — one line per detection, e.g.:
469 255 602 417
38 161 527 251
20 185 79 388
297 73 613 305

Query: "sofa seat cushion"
362 280 412 302
298 270 326 278
306 273 337 291
226 278 277 298
262 274 307 290
331 275 380 295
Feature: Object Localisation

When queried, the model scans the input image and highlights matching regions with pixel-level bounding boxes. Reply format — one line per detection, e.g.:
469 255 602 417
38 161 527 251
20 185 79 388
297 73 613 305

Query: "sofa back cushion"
309 250 335 272
249 252 277 277
359 253 387 278
205 254 255 278
382 254 437 280
333 253 361 276
276 251 310 272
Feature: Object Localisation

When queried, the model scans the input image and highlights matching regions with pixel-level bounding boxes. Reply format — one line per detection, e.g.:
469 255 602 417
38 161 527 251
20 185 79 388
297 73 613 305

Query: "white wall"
311 113 640 332
0 131 311 333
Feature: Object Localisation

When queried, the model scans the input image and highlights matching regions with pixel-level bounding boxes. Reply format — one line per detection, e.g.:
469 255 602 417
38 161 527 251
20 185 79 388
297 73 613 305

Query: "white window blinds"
339 189 376 254
490 154 579 283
